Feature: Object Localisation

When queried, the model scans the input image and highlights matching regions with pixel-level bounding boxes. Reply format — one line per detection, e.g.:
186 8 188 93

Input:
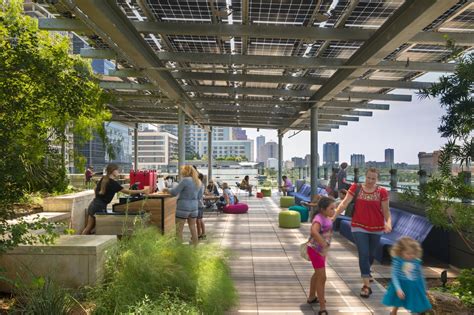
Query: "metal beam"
80 49 456 73
38 18 474 46
108 69 143 77
156 52 456 72
337 92 412 102
133 21 373 41
62 0 205 127
38 18 90 32
286 0 458 132
182 85 314 97
172 72 433 89
80 48 116 59
324 102 390 110
319 109 373 117
319 115 359 122
352 79 433 90
100 82 157 90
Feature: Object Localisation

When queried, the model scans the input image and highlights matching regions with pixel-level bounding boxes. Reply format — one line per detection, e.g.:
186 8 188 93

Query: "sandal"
318 311 328 315
360 285 372 298
307 297 320 304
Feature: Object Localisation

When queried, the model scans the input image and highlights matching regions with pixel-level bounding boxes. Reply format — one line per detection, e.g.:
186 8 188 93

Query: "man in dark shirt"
337 162 350 191
85 166 94 188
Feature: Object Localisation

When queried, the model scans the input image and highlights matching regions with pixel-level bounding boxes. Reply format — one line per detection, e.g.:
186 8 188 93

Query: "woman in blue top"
164 165 202 245
221 182 236 205
382 236 431 314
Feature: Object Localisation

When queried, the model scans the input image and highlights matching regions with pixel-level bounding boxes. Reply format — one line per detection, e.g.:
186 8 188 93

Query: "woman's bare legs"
187 218 198 245
175 218 186 242
81 215 95 235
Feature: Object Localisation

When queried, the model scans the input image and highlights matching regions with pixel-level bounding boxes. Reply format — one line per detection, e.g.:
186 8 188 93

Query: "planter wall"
43 190 95 234
0 235 116 293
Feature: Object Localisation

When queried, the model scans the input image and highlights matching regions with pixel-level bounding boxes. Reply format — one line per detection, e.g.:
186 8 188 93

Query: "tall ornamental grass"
89 227 237 314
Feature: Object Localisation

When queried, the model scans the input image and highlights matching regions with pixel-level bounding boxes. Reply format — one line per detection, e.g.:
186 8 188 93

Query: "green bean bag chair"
280 196 295 208
289 205 309 222
278 210 301 228
261 188 271 197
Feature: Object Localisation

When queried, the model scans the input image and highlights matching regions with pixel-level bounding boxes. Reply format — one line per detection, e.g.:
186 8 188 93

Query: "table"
112 193 177 234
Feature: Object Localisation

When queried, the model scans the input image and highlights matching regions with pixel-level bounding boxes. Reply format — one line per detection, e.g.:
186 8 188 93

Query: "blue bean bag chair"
289 205 309 222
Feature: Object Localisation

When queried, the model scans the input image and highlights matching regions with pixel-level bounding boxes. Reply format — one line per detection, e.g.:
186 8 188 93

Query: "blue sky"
245 73 448 164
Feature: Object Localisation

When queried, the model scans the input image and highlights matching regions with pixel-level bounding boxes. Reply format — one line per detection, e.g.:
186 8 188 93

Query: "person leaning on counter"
82 163 149 235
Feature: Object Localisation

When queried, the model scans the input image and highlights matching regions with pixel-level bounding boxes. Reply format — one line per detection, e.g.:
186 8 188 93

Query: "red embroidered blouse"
348 183 388 232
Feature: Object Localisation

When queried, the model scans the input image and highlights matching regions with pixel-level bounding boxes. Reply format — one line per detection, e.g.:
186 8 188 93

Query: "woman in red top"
333 167 392 298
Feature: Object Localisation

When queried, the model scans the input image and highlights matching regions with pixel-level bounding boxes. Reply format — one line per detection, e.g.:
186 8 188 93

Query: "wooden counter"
112 194 176 234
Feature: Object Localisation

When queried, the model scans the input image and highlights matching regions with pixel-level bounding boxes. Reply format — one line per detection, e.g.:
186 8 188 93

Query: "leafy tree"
0 0 111 248
413 52 474 251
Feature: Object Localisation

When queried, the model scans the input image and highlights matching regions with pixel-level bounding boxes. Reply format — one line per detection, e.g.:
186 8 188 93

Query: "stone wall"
0 235 117 292
43 191 95 234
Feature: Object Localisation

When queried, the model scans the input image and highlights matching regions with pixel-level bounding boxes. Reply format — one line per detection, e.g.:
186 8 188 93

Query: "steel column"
178 108 185 178
278 131 283 188
207 127 213 183
134 123 138 171
311 107 319 197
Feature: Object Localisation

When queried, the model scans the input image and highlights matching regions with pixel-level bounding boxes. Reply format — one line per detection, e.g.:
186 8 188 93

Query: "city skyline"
245 73 447 165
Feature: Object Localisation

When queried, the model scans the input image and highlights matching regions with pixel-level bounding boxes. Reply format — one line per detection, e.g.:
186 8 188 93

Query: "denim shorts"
87 199 107 216
176 209 198 220
197 207 204 219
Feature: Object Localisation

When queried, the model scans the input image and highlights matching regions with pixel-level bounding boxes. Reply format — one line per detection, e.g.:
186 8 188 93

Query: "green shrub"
452 268 474 307
125 292 199 314
89 227 237 314
10 276 76 315
433 268 474 307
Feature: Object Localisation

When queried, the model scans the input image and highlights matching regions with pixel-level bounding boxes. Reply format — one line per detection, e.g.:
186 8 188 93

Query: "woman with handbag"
305 197 336 315
332 167 392 298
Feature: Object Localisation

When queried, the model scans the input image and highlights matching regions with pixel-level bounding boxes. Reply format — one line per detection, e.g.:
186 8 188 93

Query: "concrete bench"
43 191 95 234
7 212 71 235
0 235 116 292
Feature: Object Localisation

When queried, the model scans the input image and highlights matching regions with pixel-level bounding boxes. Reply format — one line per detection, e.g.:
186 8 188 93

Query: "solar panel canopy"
38 0 474 132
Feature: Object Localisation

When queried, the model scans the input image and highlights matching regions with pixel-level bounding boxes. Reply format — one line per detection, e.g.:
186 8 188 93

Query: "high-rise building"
351 154 366 168
259 141 278 164
232 127 248 140
198 140 254 161
256 135 266 162
385 148 395 168
133 130 178 170
291 157 305 168
418 151 441 175
158 125 231 157
266 158 278 169
74 122 133 173
304 153 319 167
323 142 339 166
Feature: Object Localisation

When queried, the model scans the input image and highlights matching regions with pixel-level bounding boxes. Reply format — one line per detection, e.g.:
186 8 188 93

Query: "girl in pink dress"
306 197 336 315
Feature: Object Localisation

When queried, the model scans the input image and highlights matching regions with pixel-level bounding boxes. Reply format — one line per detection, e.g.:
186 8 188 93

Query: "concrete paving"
191 193 450 314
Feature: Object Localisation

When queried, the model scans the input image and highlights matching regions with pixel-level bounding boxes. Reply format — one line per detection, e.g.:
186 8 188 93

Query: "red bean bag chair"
223 203 249 214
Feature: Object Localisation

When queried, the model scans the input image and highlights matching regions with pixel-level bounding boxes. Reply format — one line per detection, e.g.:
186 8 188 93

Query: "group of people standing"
305 167 431 315
83 163 240 245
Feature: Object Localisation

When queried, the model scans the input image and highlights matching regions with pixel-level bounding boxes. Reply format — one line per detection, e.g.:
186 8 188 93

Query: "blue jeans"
352 232 382 278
